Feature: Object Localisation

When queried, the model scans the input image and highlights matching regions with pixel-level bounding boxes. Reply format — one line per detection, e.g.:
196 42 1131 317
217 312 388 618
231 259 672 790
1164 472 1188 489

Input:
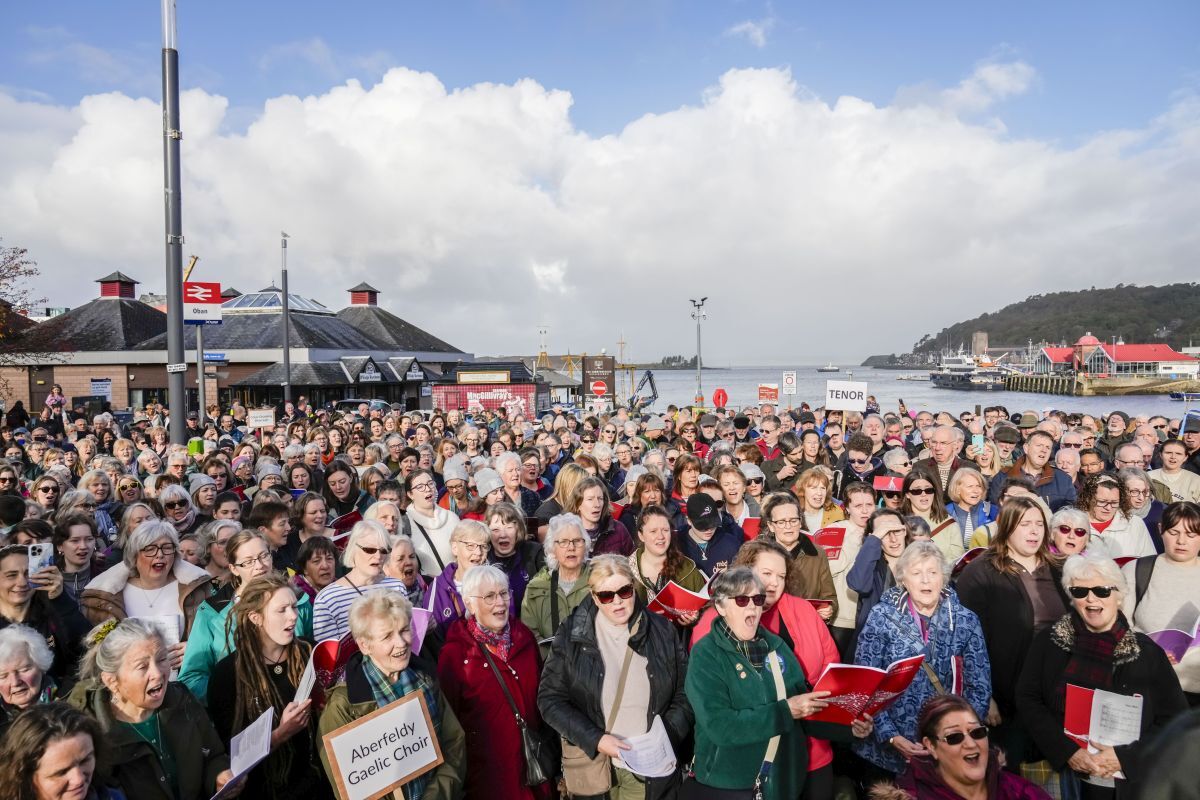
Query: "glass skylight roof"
222 291 333 315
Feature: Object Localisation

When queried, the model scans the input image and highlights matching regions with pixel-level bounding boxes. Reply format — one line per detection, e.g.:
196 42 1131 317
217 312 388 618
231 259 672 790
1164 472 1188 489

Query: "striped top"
312 576 409 643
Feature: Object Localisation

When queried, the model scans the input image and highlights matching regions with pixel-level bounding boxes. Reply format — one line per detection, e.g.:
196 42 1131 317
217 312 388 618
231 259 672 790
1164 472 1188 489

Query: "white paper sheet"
294 651 317 705
132 615 182 680
614 716 676 778
1083 689 1142 787
209 707 275 799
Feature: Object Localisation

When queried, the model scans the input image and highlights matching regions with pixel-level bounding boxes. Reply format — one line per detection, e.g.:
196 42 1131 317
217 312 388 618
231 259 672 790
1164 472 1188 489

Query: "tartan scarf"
715 615 770 669
361 658 442 800
1062 611 1128 693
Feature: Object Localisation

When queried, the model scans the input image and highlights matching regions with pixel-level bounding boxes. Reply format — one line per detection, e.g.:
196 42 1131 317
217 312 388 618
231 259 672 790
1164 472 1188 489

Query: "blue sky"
4 1 1197 140
3 2 1199 362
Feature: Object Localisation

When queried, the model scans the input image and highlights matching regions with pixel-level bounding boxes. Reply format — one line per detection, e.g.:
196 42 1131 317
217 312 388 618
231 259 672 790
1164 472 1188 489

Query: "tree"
0 239 53 402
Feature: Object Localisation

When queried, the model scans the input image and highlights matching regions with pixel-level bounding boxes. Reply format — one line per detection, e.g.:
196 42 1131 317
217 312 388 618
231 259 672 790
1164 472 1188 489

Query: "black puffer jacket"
538 596 693 800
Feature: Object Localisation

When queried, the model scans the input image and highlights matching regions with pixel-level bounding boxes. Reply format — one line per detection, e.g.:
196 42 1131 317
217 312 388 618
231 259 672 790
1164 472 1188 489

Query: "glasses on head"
471 590 511 605
729 593 767 608
1057 524 1089 538
140 543 177 557
1068 585 1118 599
555 537 585 550
357 545 392 556
163 500 188 510
234 552 273 569
907 487 936 496
934 725 989 746
593 584 634 604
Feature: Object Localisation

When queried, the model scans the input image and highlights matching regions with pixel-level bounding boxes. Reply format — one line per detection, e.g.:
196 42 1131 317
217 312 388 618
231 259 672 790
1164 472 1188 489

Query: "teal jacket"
179 586 313 704
685 625 810 800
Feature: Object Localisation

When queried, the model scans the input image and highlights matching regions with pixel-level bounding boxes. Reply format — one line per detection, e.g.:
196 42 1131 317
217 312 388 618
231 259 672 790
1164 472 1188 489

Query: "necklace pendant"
273 664 283 675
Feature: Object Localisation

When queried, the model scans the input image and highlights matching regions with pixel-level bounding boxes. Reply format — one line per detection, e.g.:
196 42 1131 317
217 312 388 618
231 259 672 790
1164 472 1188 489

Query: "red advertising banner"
432 383 541 416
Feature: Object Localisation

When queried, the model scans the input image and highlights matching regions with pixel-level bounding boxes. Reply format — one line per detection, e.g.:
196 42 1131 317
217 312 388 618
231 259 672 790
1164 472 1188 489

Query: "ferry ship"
817 362 840 373
930 354 1006 391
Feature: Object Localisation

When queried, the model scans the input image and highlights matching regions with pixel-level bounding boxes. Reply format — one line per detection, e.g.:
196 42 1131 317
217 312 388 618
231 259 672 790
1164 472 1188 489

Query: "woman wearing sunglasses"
956 497 1069 769
870 694 1049 799
539 554 692 800
1077 474 1156 559
311 521 406 643
685 565 833 800
1017 552 1187 798
853 541 991 779
1120 501 1200 708
79 519 214 672
900 469 964 562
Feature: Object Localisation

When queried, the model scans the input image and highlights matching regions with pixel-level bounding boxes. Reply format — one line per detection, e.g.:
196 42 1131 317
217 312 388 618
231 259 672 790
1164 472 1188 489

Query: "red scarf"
467 616 513 662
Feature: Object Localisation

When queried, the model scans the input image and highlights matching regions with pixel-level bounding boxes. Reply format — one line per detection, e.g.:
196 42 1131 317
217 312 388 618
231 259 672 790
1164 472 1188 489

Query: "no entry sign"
712 388 728 408
590 380 608 397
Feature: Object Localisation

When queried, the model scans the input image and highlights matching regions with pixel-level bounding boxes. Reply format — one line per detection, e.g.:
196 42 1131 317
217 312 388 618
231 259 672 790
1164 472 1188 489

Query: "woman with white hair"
427 521 494 638
78 468 118 542
158 483 201 535
521 513 592 655
495 451 541 517
78 519 212 662
312 520 406 643
437 565 552 799
318 590 467 800
67 618 238 799
0 624 59 736
1017 552 1187 797
853 541 991 777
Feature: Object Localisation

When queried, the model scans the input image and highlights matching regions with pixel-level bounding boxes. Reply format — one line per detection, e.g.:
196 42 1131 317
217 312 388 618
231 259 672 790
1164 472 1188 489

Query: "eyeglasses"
1060 442 1082 449
729 593 767 608
163 500 189 510
410 482 436 493
1126 488 1150 498
357 545 392 556
897 461 912 468
907 487 936 496
139 543 177 557
1068 585 1118 599
1057 524 1089 538
1152 424 1167 430
0 477 14 484
555 537 585 550
234 552 273 569
770 517 802 528
457 542 488 554
593 584 634 604
882 491 902 499
934 725 990 746
471 590 511 605
1094 499 1119 508
581 438 596 444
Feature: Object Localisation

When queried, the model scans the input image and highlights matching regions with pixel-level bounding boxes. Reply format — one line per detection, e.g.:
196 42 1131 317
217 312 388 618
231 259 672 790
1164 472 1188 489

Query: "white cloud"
259 37 395 82
1 63 1197 364
725 17 774 49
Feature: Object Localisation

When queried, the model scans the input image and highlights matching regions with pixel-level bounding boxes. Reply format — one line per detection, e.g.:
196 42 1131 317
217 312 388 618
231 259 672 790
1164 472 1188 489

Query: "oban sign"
824 380 868 413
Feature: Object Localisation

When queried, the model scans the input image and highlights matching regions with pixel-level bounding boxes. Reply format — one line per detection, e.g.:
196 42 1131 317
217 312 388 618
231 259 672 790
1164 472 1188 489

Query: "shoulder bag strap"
604 619 641 732
763 653 786 767
550 570 560 632
930 518 956 537
475 639 527 727
921 662 948 695
411 519 445 573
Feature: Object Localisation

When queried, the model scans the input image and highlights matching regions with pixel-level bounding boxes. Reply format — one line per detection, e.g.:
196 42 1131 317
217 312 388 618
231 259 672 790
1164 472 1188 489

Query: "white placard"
294 651 317 705
210 707 274 800
323 692 444 800
90 378 113 401
781 371 797 395
824 380 868 412
246 408 275 429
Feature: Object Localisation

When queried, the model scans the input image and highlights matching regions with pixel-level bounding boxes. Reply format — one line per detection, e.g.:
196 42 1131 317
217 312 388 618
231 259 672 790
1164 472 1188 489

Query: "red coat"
692 594 840 770
437 618 553 800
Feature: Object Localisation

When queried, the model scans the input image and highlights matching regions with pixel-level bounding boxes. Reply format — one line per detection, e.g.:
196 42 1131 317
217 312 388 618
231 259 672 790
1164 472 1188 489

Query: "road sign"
712 388 728 408
246 408 275 428
582 356 616 400
203 352 225 362
825 380 868 412
782 371 797 395
590 380 608 397
183 281 223 326
758 384 779 402
166 363 187 374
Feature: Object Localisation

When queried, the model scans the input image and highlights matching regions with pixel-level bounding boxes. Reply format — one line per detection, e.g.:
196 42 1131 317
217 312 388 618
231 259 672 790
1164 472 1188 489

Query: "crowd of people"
0 390 1198 800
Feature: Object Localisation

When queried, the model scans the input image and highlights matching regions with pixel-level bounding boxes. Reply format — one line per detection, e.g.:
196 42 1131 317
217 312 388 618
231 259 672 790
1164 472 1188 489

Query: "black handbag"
475 639 557 786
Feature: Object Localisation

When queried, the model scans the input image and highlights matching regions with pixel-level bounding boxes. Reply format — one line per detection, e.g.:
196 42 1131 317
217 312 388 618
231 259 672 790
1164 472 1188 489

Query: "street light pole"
281 232 292 405
690 297 707 406
161 0 186 444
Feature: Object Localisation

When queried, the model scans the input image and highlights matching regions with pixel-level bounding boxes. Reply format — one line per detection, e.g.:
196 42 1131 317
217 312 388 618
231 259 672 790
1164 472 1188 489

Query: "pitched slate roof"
135 309 385 351
336 305 463 354
232 362 355 387
12 298 166 353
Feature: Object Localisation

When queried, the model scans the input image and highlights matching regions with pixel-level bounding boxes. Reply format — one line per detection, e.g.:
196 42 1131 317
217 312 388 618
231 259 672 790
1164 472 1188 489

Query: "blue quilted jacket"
852 585 991 774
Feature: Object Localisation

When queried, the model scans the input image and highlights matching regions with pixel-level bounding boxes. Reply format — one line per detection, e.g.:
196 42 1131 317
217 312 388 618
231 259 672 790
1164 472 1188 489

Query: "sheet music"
293 651 316 704
1084 689 1142 787
614 716 676 778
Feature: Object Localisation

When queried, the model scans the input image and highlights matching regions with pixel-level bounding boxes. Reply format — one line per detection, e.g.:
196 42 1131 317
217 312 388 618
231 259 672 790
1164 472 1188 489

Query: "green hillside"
912 283 1200 353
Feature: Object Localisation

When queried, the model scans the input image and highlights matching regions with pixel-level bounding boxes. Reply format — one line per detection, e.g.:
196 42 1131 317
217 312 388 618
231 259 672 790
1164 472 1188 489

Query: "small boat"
817 363 840 373
1169 392 1200 401
896 373 931 382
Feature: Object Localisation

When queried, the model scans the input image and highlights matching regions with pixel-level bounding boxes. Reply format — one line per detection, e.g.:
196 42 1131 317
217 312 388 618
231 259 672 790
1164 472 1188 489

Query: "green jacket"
685 626 810 800
178 585 314 704
67 680 230 800
318 655 466 800
520 564 592 657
